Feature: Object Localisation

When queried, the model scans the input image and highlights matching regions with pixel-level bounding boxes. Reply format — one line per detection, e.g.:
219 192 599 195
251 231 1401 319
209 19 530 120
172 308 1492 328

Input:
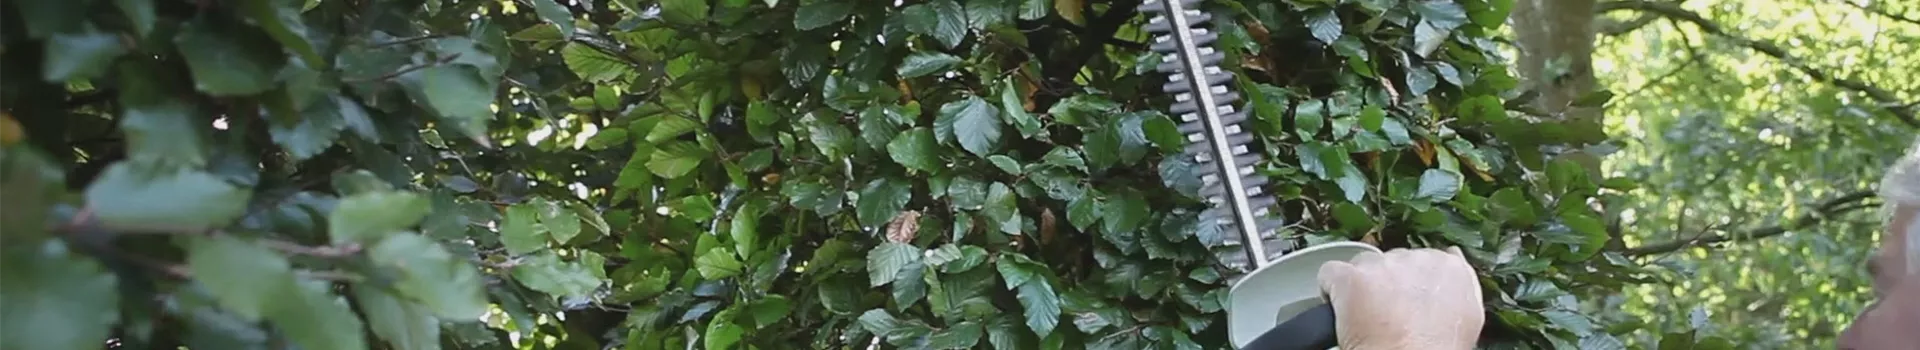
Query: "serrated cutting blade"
1140 0 1290 271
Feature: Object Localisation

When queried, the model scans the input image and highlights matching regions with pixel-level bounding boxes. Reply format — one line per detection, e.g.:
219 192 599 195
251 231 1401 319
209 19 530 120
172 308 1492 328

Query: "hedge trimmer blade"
1140 0 1288 271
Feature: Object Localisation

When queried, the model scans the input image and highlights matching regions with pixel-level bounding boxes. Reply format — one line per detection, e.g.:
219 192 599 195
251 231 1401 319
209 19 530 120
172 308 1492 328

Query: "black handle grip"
1242 303 1339 350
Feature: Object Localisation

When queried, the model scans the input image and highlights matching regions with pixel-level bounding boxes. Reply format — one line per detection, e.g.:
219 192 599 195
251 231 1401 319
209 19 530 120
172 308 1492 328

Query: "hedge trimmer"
1139 0 1377 349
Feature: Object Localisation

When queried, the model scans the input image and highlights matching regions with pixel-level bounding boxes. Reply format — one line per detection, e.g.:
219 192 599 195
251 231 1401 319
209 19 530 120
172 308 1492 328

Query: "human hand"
1317 247 1485 350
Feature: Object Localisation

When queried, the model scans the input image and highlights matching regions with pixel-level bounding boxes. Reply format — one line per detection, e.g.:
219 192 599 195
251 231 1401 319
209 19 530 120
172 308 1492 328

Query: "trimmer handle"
1240 303 1339 350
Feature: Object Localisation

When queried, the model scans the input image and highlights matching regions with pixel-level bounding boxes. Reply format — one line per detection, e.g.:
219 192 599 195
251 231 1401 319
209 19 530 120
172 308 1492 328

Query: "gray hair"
1881 139 1920 274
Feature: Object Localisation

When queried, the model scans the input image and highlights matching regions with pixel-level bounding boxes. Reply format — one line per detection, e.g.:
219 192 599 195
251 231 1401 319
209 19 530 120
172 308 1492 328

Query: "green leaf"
510 24 565 42
696 247 746 279
986 316 1025 349
1142 115 1183 152
859 309 903 334
368 234 489 319
996 80 1044 139
1018 0 1050 19
749 296 793 325
352 286 441 350
860 109 904 149
114 0 156 37
1015 278 1061 337
1359 105 1386 131
983 182 1021 234
988 155 1022 175
648 141 708 178
1306 9 1342 45
1600 177 1639 191
1413 1 1470 29
1101 191 1150 237
925 244 965 267
1043 148 1088 172
85 164 251 232
511 252 603 298
500 203 546 255
857 177 914 227
1415 169 1464 202
562 43 630 82
706 319 746 349
527 0 576 39
0 241 120 350
174 18 286 96
539 200 583 243
937 96 1004 157
948 176 989 210
267 278 370 350
899 51 963 78
270 94 347 161
905 0 969 49
120 98 210 167
1110 113 1154 163
328 191 430 244
868 242 922 287
888 128 942 172
1470 0 1515 29
928 321 985 349
646 116 702 142
808 120 856 158
1067 195 1101 231
400 65 495 141
1083 128 1121 170
730 201 763 258
661 0 710 24
1403 65 1436 94
1381 118 1412 145
43 30 127 82
1547 158 1591 194
794 1 855 29
1332 202 1374 232
994 253 1039 289
237 0 323 69
1492 187 1540 227
1456 95 1506 123
12 0 85 38
892 261 930 306
1572 90 1615 107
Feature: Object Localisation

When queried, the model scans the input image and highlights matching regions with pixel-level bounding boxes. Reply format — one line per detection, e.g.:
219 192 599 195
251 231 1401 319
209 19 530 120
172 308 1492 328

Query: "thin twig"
1839 0 1920 27
343 52 463 83
370 34 449 48
259 239 363 258
1602 1 1920 128
1623 190 1880 256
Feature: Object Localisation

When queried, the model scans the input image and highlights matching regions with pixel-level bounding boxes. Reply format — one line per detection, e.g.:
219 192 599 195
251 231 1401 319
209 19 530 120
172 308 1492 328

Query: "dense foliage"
0 0 1772 349
1587 0 1920 347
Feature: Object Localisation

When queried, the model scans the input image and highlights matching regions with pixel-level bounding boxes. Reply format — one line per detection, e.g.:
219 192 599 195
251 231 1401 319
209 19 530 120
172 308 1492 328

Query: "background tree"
0 0 1817 349
1583 0 1919 348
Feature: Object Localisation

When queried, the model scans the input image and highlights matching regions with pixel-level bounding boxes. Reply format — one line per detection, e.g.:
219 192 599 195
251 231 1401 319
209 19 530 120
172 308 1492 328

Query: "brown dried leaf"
885 210 922 243
1413 139 1436 166
1039 208 1057 246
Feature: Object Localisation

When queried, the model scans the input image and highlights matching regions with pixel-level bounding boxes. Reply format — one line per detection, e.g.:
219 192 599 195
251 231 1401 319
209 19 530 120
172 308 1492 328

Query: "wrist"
1344 336 1472 350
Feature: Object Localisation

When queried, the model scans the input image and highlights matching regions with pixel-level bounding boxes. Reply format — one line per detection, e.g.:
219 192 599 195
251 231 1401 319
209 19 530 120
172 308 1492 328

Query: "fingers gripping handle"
1241 303 1339 350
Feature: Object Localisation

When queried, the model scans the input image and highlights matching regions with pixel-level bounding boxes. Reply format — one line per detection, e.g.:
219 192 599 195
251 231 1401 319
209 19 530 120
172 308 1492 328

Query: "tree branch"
1838 0 1920 27
1598 13 1663 36
1601 0 1920 128
1039 0 1141 91
1623 190 1880 256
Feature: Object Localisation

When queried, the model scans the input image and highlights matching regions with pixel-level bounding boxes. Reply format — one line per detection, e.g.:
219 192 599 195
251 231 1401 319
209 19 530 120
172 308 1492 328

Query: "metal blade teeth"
1200 212 1292 270
1144 0 1289 269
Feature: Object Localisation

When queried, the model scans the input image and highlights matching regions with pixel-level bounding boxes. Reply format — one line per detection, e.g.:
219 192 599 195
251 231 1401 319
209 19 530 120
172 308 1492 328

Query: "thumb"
1317 260 1360 301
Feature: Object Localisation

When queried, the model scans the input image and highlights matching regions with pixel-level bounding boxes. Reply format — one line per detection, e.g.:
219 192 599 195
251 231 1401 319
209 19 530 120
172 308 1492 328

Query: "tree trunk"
1513 0 1614 249
1512 0 1604 173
